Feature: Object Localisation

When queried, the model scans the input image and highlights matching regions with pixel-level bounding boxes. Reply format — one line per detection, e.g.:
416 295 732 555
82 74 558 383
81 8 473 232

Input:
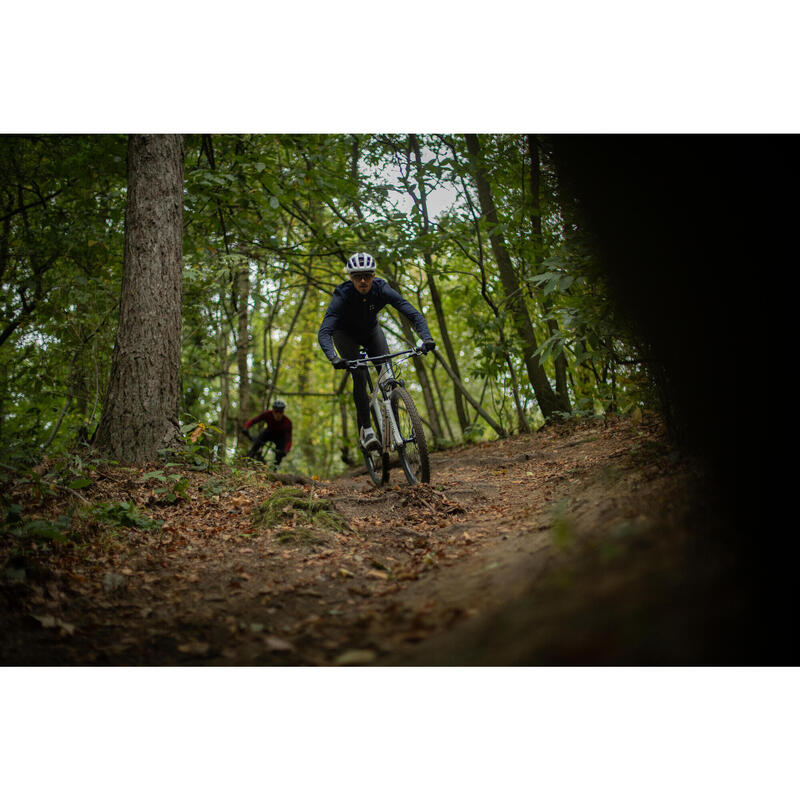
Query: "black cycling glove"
332 357 348 369
421 339 436 353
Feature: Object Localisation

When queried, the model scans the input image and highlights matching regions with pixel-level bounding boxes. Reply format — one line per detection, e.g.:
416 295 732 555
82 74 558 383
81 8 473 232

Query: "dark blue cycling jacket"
317 277 432 362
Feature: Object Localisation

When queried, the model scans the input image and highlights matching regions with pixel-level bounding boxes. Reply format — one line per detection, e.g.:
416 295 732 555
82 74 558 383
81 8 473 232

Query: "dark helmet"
272 400 286 411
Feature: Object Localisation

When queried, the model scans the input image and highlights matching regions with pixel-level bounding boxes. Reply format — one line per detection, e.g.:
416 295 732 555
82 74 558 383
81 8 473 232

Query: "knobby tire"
390 386 430 484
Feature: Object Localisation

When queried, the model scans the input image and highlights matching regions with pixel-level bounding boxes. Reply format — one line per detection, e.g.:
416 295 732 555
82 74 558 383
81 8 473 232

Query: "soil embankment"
1 415 738 665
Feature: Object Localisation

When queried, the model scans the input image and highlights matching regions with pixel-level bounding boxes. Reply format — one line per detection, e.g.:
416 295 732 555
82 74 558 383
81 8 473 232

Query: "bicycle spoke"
391 387 430 484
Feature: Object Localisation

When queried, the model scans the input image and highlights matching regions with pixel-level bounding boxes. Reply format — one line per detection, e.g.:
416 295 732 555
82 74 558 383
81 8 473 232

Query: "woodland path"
1 414 724 666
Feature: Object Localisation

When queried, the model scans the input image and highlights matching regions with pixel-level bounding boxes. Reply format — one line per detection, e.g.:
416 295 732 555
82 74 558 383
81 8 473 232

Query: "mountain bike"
240 428 284 469
346 345 431 487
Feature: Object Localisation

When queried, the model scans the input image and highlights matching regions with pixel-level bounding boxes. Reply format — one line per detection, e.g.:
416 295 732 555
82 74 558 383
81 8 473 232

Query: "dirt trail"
1 414 728 666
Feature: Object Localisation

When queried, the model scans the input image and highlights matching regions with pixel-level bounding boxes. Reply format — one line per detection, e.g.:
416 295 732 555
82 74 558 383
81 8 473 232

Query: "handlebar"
344 346 426 370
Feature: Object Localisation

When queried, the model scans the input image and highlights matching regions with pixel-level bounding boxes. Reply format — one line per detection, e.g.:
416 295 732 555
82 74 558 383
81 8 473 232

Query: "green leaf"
21 518 68 542
142 471 167 482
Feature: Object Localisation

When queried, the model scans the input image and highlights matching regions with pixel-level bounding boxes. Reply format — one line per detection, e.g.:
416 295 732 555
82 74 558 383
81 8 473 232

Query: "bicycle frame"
346 347 422 455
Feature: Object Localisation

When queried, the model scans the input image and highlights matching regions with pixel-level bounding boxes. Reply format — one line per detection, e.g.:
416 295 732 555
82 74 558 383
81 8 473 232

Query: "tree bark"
409 134 470 434
464 133 561 421
236 263 251 452
445 135 530 433
395 310 444 445
217 312 231 460
94 134 184 463
528 134 570 413
429 360 456 442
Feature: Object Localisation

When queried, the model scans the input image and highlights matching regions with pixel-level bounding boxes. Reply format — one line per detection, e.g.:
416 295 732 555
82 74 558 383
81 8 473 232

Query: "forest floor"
0 413 743 666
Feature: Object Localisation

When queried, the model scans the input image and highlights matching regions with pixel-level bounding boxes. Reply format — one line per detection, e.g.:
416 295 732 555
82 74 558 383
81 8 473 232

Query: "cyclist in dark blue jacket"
318 252 435 452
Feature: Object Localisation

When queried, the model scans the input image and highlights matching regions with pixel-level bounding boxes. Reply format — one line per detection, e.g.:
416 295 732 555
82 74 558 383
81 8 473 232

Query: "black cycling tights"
332 326 388 430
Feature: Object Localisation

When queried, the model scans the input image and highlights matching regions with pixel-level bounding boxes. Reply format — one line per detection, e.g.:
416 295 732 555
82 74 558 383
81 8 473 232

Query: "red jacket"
244 410 292 452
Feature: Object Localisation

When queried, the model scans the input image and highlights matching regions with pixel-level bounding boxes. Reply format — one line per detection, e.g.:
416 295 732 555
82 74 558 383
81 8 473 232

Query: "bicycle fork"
370 391 403 450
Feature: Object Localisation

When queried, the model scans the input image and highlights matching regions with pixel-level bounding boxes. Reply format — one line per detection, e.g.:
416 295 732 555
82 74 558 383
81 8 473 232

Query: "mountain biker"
243 399 292 466
317 252 435 452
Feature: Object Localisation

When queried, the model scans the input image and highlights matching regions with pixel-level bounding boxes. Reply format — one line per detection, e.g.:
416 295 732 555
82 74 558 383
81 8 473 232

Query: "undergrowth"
252 486 349 544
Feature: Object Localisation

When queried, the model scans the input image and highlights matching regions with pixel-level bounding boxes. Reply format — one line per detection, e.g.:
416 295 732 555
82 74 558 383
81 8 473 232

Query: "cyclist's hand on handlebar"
332 357 348 369
421 339 436 353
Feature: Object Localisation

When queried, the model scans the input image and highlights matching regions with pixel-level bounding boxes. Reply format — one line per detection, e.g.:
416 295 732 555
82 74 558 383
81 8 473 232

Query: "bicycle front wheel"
390 386 430 484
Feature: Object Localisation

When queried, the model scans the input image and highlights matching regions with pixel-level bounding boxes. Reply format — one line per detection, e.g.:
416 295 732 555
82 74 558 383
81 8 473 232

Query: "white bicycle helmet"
346 252 376 273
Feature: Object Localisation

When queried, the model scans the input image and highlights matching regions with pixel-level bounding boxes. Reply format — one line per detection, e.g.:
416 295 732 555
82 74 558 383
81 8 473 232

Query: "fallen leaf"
178 641 210 656
335 649 376 666
31 615 76 635
189 426 204 443
264 636 294 652
102 573 126 592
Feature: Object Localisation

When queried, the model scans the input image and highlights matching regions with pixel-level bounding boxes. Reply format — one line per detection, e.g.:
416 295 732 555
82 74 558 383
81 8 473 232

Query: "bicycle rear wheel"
390 386 430 484
363 406 389 487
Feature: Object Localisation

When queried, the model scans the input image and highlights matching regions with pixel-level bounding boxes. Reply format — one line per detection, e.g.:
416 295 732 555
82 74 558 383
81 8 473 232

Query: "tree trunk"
236 264 250 453
217 312 230 460
409 134 470 434
395 310 444 445
464 133 561 421
429 360 456 442
432 349 506 437
94 134 184 464
338 386 356 466
528 134 570 413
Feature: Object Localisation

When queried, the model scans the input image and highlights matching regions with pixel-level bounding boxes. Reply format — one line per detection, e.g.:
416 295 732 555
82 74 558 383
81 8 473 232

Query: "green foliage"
200 477 227 497
156 422 223 472
0 133 662 477
0 135 126 461
139 470 190 505
90 501 162 530
1 502 71 544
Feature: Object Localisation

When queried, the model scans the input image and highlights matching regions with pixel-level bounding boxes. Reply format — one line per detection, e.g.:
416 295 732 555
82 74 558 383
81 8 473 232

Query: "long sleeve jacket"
317 278 432 362
244 410 292 452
